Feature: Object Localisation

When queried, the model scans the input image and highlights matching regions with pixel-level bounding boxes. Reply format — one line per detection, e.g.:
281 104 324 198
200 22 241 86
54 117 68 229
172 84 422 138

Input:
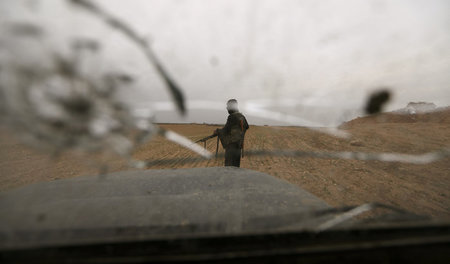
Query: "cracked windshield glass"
0 0 449 250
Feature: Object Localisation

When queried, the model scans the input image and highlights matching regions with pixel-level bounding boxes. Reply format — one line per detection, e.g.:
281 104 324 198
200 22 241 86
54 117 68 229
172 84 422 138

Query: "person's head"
226 99 239 114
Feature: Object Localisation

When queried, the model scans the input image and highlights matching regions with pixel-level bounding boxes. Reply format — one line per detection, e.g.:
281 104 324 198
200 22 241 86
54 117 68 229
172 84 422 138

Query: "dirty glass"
0 0 449 251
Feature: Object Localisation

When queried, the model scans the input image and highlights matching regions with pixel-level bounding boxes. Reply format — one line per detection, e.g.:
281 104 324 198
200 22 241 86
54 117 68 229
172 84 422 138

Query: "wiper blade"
245 203 429 232
315 202 429 231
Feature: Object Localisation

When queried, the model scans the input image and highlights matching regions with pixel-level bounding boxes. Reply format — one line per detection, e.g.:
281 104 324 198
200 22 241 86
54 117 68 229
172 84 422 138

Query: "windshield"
1 0 449 249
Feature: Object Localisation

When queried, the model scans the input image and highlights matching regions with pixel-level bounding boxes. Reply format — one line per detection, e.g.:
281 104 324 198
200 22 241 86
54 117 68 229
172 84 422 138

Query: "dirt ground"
1 110 449 220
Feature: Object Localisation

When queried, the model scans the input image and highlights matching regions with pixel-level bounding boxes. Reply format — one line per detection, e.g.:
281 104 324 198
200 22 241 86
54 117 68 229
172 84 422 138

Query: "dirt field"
1 110 449 219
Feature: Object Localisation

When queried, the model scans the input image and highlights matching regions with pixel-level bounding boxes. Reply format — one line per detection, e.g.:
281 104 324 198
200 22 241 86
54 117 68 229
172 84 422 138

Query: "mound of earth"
340 106 450 129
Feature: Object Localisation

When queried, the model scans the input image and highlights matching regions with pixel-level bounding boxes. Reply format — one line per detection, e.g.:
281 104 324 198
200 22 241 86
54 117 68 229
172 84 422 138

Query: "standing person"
214 99 249 167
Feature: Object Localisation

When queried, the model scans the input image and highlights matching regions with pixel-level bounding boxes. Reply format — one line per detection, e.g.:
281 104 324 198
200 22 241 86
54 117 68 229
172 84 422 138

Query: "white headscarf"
226 99 239 112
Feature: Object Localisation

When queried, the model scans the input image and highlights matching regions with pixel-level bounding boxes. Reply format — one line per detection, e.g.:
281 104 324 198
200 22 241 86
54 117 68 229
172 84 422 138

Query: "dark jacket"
218 111 249 149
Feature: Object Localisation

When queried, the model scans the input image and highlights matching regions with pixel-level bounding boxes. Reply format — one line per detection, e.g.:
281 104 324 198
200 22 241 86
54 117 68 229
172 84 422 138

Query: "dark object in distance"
214 99 249 167
365 90 391 114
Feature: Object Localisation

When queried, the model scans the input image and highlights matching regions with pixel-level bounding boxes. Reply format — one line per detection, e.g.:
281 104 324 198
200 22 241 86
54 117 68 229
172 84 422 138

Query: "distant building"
405 102 437 114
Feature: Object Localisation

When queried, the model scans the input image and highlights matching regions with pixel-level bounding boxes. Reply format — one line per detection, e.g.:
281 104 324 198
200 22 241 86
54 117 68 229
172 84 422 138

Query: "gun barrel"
195 134 217 143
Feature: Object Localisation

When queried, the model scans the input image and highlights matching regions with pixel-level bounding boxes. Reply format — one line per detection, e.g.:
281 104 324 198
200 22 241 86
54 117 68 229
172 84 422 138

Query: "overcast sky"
1 0 449 125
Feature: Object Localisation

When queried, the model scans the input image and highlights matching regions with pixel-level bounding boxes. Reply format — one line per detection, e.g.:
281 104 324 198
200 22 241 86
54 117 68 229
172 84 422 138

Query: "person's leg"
229 144 241 167
232 150 241 167
225 148 233 166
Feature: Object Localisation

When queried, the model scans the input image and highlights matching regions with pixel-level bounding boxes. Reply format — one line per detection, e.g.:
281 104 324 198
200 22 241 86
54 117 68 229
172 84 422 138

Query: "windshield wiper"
244 202 429 232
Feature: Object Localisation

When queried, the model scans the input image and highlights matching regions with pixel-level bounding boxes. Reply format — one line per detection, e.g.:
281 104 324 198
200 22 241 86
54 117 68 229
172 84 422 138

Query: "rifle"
195 133 219 157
